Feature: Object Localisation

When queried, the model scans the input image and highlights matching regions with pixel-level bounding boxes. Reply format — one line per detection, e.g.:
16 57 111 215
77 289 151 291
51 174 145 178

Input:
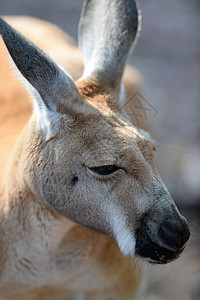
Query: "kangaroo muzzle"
135 210 190 264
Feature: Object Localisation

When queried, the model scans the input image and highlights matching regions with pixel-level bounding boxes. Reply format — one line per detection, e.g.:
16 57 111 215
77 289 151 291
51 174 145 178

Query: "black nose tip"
159 217 190 251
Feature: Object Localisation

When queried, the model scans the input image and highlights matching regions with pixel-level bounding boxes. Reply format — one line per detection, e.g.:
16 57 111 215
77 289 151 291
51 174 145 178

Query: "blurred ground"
133 0 200 207
0 0 199 299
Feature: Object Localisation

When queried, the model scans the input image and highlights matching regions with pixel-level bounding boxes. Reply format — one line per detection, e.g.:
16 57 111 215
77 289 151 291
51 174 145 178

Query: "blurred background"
0 0 199 299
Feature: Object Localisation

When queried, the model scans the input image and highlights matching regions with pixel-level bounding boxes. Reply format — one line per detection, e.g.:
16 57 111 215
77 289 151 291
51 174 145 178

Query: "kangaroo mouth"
135 236 184 264
135 227 184 264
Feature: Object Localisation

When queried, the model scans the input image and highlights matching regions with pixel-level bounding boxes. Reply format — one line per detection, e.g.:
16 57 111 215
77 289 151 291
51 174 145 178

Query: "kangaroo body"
0 2 190 300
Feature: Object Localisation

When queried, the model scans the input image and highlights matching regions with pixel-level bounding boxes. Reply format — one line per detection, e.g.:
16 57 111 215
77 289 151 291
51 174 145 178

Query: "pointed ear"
78 0 140 90
0 17 82 130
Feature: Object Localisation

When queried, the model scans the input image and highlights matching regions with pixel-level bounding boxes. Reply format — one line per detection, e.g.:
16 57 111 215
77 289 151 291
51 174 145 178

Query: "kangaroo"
0 1 190 300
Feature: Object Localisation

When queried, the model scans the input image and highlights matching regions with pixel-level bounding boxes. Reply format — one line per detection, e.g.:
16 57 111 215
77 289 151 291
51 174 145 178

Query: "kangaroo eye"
89 165 120 176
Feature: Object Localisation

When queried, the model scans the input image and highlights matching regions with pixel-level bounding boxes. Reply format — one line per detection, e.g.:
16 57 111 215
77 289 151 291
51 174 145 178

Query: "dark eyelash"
89 165 120 176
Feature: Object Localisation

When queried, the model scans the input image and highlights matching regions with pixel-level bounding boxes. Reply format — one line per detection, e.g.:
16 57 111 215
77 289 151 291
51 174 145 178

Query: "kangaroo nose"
159 216 190 251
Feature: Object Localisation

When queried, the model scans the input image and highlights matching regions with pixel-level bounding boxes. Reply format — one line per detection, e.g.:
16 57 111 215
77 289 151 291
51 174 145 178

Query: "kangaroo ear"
78 0 140 89
0 17 82 132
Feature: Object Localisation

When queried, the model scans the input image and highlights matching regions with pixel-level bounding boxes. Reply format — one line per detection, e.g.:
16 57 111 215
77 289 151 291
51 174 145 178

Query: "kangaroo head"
0 0 190 264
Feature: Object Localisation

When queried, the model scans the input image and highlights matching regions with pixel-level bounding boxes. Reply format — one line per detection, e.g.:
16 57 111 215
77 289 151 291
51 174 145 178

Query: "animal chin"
135 234 184 264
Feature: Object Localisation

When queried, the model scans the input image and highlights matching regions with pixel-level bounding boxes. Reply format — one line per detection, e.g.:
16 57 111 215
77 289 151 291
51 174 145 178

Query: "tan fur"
0 16 143 300
0 14 189 300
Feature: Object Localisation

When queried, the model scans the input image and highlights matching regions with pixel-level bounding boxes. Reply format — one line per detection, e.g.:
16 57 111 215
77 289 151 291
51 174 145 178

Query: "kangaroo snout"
159 215 190 252
135 209 190 264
